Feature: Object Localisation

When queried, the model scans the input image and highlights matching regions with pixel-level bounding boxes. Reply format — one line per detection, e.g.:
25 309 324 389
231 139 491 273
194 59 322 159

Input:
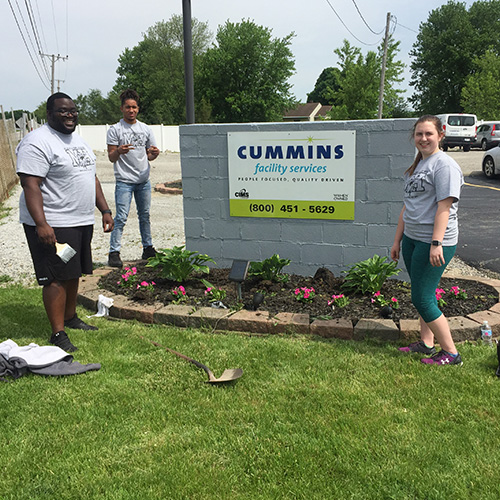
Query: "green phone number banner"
230 199 355 220
227 130 356 220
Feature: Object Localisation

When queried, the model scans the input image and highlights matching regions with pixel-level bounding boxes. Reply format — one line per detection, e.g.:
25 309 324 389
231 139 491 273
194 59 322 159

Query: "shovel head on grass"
142 337 243 384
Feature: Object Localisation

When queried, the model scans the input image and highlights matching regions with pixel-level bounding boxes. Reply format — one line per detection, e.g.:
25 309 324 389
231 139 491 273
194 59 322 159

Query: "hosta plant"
146 245 215 283
342 254 400 295
248 254 290 283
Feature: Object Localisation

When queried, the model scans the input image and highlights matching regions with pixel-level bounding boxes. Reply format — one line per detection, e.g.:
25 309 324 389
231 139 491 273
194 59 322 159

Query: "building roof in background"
283 102 332 121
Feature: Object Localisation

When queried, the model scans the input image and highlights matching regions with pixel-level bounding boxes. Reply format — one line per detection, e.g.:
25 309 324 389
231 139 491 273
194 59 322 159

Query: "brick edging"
154 183 182 195
78 269 500 342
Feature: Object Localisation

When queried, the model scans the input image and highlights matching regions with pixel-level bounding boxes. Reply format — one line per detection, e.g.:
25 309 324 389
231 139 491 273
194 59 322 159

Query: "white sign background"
227 130 356 203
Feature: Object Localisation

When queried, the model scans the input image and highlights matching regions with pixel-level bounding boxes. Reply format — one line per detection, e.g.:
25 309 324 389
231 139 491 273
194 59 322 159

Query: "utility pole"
40 53 68 94
182 0 195 124
377 12 391 120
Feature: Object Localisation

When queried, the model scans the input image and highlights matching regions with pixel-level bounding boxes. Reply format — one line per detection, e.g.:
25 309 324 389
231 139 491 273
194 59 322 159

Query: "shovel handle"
142 338 213 378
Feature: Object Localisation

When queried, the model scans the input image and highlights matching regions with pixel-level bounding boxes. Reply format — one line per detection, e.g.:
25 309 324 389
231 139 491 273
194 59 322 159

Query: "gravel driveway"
0 148 495 286
0 151 185 286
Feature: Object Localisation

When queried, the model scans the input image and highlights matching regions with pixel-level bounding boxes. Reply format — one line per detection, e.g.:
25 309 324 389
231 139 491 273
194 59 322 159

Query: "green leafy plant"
435 288 447 308
342 255 400 295
328 294 350 308
294 286 316 303
201 279 227 303
450 286 468 299
248 254 290 282
171 285 187 304
371 291 399 309
146 246 215 283
137 280 156 292
117 266 138 289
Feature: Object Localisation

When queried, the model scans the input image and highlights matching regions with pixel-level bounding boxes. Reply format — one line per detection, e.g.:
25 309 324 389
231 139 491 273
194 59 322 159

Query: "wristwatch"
431 240 442 246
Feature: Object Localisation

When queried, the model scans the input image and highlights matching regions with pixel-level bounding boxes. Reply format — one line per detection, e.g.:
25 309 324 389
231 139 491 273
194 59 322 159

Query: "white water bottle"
481 320 493 347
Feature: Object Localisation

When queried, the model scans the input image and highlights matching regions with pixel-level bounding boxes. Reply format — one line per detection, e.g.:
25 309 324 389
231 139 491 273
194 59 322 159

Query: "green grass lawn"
1 285 500 500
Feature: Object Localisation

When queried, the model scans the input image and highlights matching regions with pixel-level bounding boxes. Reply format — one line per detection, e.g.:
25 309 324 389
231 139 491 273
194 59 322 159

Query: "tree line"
28 1 500 124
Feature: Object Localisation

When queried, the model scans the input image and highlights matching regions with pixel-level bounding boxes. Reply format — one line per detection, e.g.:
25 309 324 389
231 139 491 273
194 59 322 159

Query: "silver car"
482 145 500 178
474 122 500 150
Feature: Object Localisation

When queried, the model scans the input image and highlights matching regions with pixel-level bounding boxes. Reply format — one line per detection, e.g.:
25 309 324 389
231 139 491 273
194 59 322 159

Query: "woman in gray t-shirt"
391 115 464 366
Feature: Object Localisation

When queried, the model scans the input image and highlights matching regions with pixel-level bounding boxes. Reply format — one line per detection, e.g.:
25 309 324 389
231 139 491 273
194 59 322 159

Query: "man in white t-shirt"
106 89 160 267
16 92 114 352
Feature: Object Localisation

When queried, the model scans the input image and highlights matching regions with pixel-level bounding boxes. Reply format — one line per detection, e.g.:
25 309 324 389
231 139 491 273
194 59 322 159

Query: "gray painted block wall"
179 119 416 278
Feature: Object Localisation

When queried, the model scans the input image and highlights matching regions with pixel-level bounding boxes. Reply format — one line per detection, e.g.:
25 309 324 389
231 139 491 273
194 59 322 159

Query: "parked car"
436 113 477 152
482 145 500 178
473 122 500 150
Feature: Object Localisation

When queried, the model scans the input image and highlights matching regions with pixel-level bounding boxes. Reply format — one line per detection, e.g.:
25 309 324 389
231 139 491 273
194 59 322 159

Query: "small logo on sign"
235 189 249 198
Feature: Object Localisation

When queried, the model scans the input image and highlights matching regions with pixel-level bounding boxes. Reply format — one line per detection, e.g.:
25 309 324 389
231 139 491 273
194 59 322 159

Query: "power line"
50 0 60 53
392 17 419 34
24 0 44 55
7 0 50 90
33 0 49 57
25 0 52 79
324 0 382 46
350 0 385 35
13 0 49 79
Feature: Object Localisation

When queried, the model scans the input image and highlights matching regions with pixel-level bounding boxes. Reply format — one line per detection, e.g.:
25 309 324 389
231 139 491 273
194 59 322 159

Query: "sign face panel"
227 130 356 219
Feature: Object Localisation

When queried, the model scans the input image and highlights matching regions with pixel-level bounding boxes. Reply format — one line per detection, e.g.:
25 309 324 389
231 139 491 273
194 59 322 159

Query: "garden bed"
98 264 499 324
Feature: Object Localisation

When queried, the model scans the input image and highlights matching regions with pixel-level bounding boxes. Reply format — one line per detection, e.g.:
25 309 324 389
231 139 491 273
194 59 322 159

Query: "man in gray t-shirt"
106 89 160 267
16 92 114 352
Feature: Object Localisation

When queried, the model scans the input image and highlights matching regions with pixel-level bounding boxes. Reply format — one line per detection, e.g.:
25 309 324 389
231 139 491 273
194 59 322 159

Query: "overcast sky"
1 0 471 113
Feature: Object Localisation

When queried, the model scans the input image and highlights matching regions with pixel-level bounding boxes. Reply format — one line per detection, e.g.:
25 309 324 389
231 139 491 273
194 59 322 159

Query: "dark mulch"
98 264 499 325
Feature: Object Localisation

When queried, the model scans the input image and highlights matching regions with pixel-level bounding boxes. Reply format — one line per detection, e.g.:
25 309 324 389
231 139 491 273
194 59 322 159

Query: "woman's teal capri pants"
401 234 456 323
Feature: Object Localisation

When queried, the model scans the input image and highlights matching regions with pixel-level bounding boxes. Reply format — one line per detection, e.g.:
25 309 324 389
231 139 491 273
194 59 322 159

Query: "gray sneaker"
398 340 436 355
108 251 123 268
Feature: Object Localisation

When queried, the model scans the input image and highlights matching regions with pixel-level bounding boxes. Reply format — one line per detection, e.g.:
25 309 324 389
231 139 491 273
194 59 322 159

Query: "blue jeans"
401 234 456 323
109 180 152 253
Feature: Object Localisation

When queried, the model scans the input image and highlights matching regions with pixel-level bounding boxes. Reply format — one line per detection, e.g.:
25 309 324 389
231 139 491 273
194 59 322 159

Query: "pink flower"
140 281 149 287
152 282 156 285
373 291 382 297
391 297 398 303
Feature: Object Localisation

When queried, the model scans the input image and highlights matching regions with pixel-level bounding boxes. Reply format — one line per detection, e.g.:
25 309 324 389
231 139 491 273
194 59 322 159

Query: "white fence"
76 124 180 152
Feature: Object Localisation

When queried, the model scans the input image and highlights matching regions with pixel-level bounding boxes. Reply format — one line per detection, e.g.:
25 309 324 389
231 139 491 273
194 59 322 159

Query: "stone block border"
78 269 500 342
154 181 182 195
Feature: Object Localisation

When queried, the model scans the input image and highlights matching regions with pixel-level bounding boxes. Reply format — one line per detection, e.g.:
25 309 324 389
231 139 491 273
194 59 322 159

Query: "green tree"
325 38 406 120
3 110 30 121
74 89 121 124
33 102 46 122
462 51 500 120
307 67 342 105
198 20 296 123
114 14 212 124
410 0 500 114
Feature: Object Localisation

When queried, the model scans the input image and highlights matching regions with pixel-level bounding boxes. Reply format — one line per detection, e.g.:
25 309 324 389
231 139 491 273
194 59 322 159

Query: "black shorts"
24 224 94 286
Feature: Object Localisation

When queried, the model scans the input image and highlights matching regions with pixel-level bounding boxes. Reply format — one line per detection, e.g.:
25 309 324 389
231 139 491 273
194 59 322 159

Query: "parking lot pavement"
446 149 484 177
445 149 500 274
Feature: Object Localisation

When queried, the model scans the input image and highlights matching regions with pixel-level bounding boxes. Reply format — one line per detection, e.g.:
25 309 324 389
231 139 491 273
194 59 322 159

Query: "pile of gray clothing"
0 339 100 381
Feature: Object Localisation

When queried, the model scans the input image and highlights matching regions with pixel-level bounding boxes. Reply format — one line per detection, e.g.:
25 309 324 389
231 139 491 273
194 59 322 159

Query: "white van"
436 113 477 152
